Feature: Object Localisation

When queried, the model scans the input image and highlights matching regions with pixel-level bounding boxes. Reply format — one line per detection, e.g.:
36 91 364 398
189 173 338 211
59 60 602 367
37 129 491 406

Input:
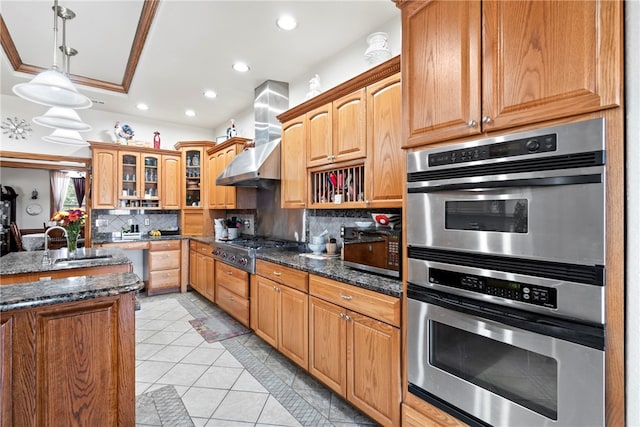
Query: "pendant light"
33 4 92 133
42 128 87 145
12 1 92 110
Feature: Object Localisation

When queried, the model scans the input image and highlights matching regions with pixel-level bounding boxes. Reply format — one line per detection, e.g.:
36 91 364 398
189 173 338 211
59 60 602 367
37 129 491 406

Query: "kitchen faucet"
42 225 67 264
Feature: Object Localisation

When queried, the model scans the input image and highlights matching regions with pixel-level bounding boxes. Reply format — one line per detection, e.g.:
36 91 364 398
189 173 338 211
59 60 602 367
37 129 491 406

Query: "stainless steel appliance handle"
408 172 602 193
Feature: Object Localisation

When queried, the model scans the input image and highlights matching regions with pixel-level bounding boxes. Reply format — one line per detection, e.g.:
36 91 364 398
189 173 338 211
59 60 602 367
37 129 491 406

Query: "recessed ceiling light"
232 62 250 73
276 15 297 31
136 103 149 110
204 90 217 99
185 109 196 117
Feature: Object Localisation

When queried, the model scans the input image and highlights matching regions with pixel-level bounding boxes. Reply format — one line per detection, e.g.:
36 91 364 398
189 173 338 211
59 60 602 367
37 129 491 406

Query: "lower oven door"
407 287 605 427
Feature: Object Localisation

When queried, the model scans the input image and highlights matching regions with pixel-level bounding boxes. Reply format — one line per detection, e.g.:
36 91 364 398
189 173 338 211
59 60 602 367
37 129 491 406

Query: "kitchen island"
1 271 143 426
0 246 133 285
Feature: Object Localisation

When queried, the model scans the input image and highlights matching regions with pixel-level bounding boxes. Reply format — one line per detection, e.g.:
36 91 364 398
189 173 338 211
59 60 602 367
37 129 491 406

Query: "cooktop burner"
212 237 300 273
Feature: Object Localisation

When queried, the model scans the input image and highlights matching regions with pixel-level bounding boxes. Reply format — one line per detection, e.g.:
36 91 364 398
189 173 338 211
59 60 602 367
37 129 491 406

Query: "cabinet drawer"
215 262 249 297
96 241 149 251
256 259 308 292
216 285 250 327
149 240 181 251
189 240 198 251
196 242 212 255
149 269 180 292
309 275 400 327
149 250 181 270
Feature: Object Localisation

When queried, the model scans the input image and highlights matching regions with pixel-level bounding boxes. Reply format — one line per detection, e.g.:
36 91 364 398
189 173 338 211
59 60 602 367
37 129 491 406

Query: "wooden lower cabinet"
402 402 469 427
188 241 214 302
215 261 249 327
251 260 309 370
148 240 181 295
1 293 136 426
309 275 401 427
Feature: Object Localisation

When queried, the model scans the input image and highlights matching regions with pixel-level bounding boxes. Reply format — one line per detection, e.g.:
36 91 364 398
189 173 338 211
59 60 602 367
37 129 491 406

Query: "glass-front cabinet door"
119 152 139 208
184 149 202 207
142 154 160 208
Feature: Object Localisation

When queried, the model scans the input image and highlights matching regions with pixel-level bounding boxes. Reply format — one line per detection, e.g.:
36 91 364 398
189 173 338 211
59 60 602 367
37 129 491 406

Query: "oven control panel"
428 133 557 166
429 268 557 308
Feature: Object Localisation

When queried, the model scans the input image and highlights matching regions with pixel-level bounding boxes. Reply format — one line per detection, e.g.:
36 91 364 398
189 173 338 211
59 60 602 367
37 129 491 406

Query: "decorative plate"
26 203 42 216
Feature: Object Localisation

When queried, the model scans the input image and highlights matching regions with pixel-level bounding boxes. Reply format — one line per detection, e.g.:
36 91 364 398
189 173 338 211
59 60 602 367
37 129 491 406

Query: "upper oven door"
406 168 605 266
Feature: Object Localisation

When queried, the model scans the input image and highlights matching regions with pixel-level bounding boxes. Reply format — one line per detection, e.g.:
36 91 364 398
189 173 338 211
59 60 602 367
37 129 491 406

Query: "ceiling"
1 0 400 130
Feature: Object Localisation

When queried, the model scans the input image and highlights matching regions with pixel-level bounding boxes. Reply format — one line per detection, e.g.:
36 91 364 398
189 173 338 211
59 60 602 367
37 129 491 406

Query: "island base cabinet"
2 293 135 426
309 295 400 427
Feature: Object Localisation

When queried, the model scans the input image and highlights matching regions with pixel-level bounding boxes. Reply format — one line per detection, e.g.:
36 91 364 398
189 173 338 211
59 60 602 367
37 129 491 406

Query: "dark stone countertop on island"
256 248 402 298
0 247 133 276
0 271 144 312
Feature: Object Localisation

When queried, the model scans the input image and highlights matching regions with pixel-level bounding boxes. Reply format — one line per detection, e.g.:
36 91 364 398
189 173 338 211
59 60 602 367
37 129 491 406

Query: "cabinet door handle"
339 293 353 300
273 271 282 276
468 120 478 127
482 116 492 124
345 314 351 321
339 313 345 319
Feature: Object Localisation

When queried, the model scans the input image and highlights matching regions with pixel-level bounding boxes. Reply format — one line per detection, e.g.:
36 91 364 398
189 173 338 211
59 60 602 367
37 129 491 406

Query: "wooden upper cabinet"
161 154 180 209
281 118 307 208
332 88 366 163
482 0 622 131
205 138 250 209
91 148 118 209
306 104 333 167
400 0 622 147
366 73 403 208
401 0 481 147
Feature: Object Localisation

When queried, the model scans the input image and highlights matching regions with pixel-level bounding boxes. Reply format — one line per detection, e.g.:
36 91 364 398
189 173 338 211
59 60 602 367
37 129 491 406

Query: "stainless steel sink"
53 254 113 264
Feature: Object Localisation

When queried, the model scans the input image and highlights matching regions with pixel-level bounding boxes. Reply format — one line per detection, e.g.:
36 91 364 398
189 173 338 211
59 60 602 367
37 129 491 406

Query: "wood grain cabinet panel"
309 275 401 427
215 261 250 326
251 263 309 370
332 89 367 163
161 154 181 209
366 73 403 207
400 0 622 147
306 104 333 167
91 148 118 209
280 118 307 208
148 240 181 295
4 294 136 426
1 314 13 427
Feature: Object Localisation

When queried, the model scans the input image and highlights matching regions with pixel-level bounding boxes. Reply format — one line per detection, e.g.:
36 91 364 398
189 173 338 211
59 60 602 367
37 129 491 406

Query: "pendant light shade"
42 128 88 145
13 69 92 109
33 106 92 131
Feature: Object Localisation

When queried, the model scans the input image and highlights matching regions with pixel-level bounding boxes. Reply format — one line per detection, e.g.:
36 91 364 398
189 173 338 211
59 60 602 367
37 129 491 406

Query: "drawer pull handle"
339 293 353 300
228 296 234 301
227 271 233 275
273 271 282 276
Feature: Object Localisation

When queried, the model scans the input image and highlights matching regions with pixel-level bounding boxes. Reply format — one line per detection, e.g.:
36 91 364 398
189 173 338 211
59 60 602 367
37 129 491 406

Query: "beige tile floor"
135 291 377 427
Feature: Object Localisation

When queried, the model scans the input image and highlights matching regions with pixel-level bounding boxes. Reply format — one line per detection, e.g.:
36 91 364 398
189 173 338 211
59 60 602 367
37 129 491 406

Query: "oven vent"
408 151 605 182
408 247 605 286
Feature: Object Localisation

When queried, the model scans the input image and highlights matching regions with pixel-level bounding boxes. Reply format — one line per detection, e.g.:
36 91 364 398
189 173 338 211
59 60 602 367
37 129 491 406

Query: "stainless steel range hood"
216 80 289 187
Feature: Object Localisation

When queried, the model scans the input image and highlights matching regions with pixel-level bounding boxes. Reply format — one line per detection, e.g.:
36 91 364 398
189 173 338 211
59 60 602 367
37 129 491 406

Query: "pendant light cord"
51 0 59 70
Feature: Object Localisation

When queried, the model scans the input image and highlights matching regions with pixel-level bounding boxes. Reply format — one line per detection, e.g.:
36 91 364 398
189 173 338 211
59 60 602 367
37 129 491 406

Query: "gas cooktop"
211 237 301 273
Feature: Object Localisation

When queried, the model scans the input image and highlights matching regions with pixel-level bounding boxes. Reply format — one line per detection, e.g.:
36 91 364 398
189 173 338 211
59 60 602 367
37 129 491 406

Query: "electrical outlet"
144 218 150 226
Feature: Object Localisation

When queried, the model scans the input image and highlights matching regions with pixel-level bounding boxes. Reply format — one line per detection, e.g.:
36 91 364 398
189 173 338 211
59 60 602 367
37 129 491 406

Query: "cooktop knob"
230 255 237 262
222 252 227 259
213 249 221 256
239 257 248 266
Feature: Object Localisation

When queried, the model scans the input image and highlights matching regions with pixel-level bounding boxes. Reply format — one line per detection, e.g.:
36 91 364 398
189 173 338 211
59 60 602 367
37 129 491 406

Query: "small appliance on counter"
341 226 401 278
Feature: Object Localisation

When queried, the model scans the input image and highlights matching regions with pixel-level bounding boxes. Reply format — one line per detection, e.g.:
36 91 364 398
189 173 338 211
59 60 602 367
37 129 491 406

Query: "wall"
0 167 50 229
1 93 215 158
625 2 639 425
212 16 401 139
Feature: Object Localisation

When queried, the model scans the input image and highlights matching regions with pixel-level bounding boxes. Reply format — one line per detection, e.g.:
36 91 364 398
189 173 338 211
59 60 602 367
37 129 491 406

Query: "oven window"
430 322 557 420
445 199 528 233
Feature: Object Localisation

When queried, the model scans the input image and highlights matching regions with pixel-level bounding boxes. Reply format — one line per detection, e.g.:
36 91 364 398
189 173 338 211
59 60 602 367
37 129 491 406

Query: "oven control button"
526 139 540 152
522 287 530 294
523 293 530 300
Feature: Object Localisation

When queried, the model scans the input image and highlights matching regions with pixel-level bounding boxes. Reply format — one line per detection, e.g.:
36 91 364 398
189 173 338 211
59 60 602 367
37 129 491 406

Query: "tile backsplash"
91 210 179 240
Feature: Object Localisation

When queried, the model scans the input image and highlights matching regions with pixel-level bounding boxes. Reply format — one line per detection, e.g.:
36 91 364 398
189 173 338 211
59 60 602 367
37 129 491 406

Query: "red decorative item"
153 131 161 149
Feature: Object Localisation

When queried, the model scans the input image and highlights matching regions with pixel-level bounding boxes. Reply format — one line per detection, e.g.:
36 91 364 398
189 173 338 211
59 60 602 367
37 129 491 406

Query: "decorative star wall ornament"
1 117 32 139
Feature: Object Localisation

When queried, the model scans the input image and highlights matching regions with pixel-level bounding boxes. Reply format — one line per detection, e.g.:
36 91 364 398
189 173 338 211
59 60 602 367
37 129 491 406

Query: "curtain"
72 176 86 207
50 171 69 213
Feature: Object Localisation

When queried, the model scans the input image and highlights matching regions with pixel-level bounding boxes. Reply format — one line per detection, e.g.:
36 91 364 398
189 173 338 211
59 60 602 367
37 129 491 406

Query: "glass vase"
66 228 80 258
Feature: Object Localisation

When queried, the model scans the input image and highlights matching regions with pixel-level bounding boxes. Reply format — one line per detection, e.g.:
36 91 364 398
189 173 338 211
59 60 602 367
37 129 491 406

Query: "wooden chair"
10 222 24 251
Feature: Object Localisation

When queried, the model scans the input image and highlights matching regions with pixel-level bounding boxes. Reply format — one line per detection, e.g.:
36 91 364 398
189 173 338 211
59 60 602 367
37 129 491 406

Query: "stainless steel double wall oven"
405 118 607 426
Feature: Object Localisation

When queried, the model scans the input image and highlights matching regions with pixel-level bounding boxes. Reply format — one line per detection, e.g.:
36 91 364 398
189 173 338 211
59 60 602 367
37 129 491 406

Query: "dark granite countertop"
0 247 132 276
256 248 402 298
0 271 144 312
92 234 186 245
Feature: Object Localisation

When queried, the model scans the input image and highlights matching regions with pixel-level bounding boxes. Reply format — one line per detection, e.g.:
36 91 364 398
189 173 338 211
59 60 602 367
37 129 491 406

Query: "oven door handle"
407 173 602 193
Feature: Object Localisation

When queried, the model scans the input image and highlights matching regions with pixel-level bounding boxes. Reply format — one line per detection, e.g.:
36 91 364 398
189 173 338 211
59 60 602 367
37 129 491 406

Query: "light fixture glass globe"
13 69 92 109
42 128 88 145
32 106 92 131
